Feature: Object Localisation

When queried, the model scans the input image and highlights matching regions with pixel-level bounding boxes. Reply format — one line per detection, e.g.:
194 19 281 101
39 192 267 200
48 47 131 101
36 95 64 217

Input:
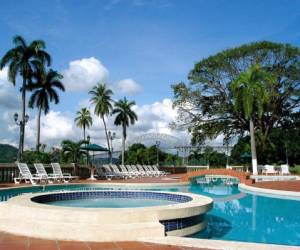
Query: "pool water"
1 183 300 246
46 197 177 208
191 184 300 246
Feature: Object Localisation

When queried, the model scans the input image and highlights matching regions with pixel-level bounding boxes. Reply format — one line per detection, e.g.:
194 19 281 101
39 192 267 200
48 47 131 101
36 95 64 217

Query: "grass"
290 165 300 174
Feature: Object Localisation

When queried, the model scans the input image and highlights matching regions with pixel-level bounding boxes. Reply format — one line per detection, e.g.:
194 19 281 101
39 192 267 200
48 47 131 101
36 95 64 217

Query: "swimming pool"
0 182 299 246
31 190 190 208
45 197 178 208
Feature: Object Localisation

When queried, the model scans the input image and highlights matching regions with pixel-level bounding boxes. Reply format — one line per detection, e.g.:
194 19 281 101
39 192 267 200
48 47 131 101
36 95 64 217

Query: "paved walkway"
0 232 213 250
0 174 184 189
251 180 300 192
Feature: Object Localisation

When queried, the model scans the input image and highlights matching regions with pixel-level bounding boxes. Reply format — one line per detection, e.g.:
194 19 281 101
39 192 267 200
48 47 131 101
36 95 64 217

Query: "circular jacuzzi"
0 190 213 242
31 191 193 208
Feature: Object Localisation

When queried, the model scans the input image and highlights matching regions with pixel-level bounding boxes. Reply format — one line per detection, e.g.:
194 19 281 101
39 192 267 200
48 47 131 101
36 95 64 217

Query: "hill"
0 144 18 163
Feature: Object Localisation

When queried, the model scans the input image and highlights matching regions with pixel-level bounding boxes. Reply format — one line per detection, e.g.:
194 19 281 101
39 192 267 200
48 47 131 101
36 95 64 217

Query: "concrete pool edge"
0 190 213 242
239 183 300 200
142 236 300 250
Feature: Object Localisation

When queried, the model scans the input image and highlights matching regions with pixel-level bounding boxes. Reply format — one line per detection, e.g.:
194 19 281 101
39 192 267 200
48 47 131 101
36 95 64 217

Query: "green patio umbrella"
240 152 251 165
81 144 109 165
80 144 108 180
80 144 108 152
240 152 251 159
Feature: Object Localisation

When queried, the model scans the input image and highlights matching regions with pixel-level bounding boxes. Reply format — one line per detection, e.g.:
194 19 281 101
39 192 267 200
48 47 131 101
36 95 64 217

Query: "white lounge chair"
262 165 278 175
14 163 44 185
125 165 140 178
147 165 162 176
34 163 56 183
131 165 146 177
95 165 115 180
151 165 168 176
107 164 127 179
103 165 125 179
136 164 150 177
51 163 78 182
144 165 158 177
118 165 134 178
280 164 290 175
130 165 144 177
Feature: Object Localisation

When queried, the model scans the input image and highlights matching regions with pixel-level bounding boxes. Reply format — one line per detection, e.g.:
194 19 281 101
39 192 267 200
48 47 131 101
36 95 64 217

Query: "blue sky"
0 0 300 148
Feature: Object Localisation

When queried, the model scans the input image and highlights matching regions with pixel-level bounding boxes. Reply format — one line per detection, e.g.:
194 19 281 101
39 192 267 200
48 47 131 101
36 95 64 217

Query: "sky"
0 0 300 150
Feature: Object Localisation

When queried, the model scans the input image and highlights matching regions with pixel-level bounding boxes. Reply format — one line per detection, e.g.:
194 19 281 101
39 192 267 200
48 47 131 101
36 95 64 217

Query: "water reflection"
193 215 232 238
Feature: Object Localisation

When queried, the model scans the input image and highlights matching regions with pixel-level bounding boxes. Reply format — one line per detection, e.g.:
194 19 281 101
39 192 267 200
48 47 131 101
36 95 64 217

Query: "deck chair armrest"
32 173 44 178
48 173 59 177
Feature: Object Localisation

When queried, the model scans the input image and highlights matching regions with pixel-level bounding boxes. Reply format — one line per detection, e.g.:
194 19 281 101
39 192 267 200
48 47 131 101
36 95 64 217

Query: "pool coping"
239 183 300 200
0 190 213 241
142 236 300 250
3 189 212 212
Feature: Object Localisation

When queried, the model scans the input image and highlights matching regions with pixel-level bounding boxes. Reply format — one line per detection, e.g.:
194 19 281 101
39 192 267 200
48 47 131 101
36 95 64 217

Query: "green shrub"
22 151 51 164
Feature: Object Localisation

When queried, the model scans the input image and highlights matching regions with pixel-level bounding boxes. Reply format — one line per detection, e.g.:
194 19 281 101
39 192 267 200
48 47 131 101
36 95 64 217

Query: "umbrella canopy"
240 152 251 158
81 144 109 151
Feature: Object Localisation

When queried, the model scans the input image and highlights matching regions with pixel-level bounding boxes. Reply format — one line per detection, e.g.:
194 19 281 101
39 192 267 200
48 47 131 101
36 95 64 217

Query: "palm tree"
61 140 87 175
0 35 51 160
74 108 93 140
28 69 65 151
89 83 113 157
112 97 138 165
231 64 271 174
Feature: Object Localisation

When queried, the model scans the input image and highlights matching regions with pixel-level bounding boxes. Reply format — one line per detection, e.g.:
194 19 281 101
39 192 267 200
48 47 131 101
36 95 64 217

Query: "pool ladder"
40 176 48 191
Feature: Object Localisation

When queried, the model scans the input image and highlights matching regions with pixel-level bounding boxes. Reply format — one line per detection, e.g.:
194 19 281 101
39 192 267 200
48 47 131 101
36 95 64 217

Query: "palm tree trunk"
83 125 86 141
250 119 258 175
19 81 26 161
36 107 42 151
121 125 126 165
102 117 111 159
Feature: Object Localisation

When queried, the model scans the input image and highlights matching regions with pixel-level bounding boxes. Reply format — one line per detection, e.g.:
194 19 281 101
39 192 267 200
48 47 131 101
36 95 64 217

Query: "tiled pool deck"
1 173 300 192
0 174 184 189
251 180 300 191
0 232 213 250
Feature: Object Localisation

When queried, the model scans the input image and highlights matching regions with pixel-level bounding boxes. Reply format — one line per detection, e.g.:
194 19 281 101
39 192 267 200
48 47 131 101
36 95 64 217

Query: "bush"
22 151 51 164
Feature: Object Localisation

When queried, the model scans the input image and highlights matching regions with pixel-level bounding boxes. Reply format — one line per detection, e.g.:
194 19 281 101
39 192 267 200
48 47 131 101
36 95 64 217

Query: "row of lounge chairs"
14 163 78 185
260 164 290 175
95 164 168 180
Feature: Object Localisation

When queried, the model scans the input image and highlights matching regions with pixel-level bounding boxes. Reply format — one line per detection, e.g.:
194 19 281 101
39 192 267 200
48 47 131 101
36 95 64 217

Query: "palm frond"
13 35 27 48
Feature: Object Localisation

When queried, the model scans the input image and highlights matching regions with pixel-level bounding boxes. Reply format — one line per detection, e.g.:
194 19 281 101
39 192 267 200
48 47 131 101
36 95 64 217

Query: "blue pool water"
46 197 177 208
0 183 299 246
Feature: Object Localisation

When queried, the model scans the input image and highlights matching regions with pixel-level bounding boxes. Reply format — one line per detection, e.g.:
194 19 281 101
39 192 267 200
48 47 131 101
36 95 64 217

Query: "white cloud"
62 57 109 92
116 78 143 95
0 94 224 151
85 98 189 151
0 67 20 109
24 111 77 148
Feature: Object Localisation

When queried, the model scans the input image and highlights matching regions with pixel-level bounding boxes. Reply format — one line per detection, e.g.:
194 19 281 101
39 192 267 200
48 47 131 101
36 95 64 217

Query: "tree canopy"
172 41 300 147
230 127 300 166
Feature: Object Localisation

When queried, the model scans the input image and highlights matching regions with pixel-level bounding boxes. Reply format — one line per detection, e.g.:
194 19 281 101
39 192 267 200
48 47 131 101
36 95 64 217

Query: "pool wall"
0 190 213 242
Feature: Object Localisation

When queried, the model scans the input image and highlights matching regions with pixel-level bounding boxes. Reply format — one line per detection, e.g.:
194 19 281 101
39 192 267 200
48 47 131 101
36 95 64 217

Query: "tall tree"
61 140 87 175
28 69 65 151
0 35 51 160
89 83 113 157
172 41 300 150
231 64 271 174
74 108 93 140
112 97 138 165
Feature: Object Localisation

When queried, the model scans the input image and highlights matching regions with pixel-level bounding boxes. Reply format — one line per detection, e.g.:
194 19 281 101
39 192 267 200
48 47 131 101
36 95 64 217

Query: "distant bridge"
128 133 233 154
